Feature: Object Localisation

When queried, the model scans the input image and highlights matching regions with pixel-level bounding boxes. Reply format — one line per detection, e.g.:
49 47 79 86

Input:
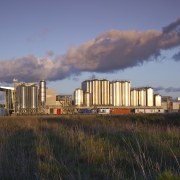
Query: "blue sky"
0 0 180 98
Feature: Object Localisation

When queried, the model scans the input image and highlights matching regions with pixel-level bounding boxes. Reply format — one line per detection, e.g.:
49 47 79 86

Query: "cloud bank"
154 86 180 93
0 18 180 83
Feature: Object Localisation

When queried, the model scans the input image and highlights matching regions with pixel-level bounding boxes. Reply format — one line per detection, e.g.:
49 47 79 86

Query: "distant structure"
76 79 156 108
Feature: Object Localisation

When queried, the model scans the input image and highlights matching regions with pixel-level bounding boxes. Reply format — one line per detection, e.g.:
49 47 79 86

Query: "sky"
0 0 180 98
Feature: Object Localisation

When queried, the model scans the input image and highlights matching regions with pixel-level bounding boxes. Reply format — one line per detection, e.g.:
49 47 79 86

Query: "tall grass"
0 114 179 179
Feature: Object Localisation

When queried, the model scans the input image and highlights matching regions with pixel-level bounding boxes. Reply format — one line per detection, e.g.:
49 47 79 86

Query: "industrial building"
0 78 180 116
77 79 158 108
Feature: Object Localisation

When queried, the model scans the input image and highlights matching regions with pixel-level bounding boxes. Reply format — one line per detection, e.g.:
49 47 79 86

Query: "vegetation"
0 114 179 179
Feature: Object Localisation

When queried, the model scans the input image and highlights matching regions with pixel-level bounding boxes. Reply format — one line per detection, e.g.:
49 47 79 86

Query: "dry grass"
0 114 179 179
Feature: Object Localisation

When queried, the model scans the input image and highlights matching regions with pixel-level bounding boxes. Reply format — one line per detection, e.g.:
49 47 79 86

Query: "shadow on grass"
0 129 38 179
42 115 180 179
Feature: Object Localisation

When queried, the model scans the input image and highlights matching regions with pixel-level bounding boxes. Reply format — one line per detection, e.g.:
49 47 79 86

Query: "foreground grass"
0 114 179 179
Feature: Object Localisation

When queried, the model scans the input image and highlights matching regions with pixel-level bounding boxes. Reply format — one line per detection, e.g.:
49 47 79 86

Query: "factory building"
79 79 162 108
15 83 38 114
56 95 72 107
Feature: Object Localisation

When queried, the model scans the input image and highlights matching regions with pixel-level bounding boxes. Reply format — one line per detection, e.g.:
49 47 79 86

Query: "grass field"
0 114 179 179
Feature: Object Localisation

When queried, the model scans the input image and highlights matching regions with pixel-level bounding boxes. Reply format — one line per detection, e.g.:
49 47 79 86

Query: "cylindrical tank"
92 79 101 105
21 85 27 109
131 88 138 106
138 88 146 106
74 88 83 106
121 81 130 106
109 82 113 105
154 94 162 107
101 79 110 105
82 80 93 93
39 80 46 106
30 85 38 109
146 87 154 107
112 81 122 106
84 92 92 107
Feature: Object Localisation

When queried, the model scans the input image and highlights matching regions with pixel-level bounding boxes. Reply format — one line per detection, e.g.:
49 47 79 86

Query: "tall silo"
131 88 138 106
30 85 38 111
146 87 154 107
112 81 122 106
74 88 83 106
39 80 46 107
21 85 27 110
154 94 162 107
101 79 110 105
16 84 27 113
92 79 101 105
109 82 113 105
82 80 93 93
138 88 146 106
84 92 92 107
121 81 130 106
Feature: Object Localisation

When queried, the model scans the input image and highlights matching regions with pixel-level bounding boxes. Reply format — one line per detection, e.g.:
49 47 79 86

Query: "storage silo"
84 92 92 107
109 82 113 105
131 88 138 106
92 79 101 105
82 80 93 93
112 81 122 106
74 88 83 106
121 81 130 106
30 85 38 111
146 87 154 107
15 84 27 112
154 94 162 107
39 80 46 107
101 79 110 105
138 88 146 106
20 85 27 110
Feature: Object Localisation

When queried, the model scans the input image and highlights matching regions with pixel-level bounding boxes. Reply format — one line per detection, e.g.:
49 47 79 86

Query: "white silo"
138 88 146 106
101 79 110 105
82 80 93 93
112 81 122 106
92 79 101 105
121 81 130 106
131 88 138 106
74 88 83 106
109 82 113 105
84 92 92 107
154 94 162 107
146 87 154 107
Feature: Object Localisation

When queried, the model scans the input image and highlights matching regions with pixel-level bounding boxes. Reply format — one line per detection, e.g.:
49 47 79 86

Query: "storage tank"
74 88 83 106
84 92 92 107
30 85 38 110
109 82 113 105
101 79 110 105
146 87 154 107
92 79 101 105
138 88 146 106
131 88 138 106
112 81 122 106
82 80 93 93
39 80 46 106
20 85 27 110
121 81 130 106
154 94 162 107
